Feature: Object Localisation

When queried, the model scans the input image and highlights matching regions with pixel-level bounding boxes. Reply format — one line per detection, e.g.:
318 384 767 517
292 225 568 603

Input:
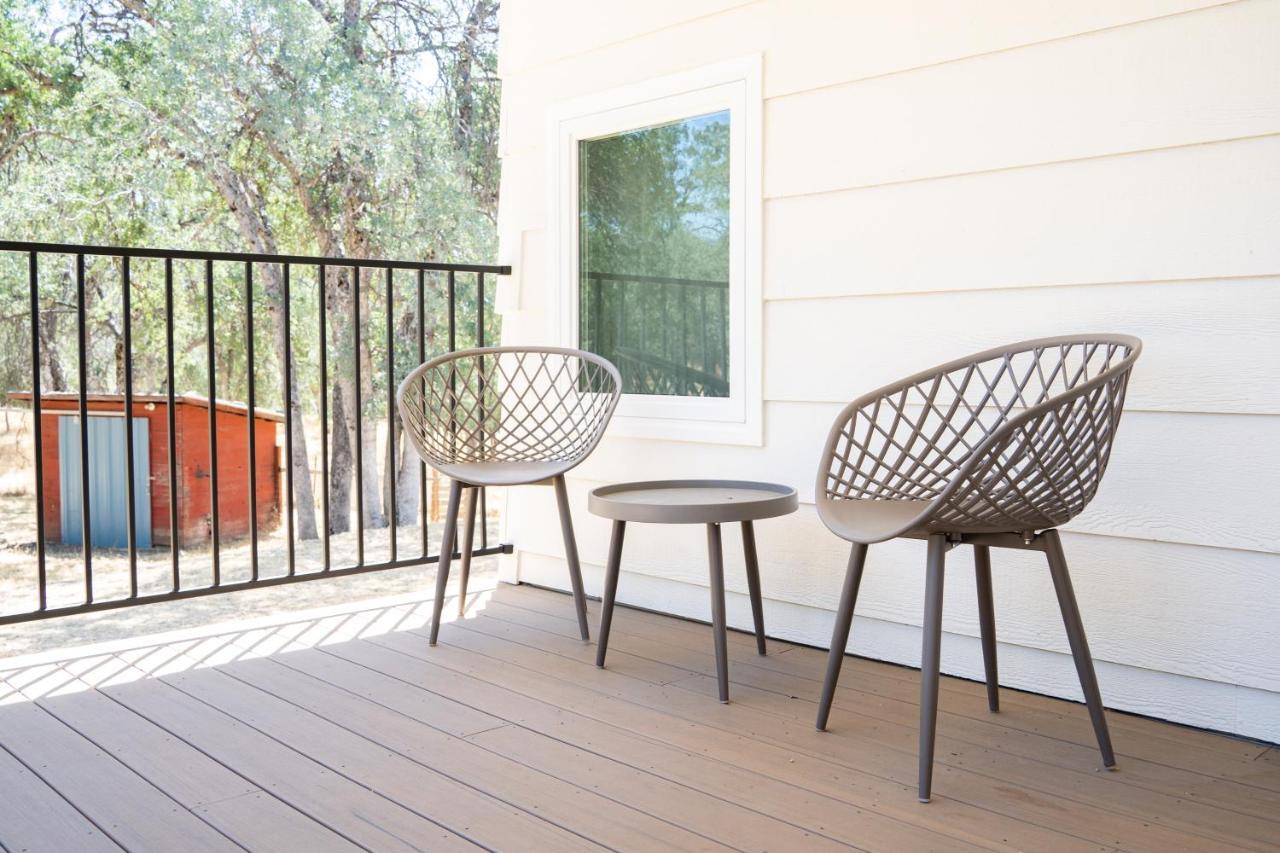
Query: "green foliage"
0 0 500 416
579 110 729 281
578 110 730 397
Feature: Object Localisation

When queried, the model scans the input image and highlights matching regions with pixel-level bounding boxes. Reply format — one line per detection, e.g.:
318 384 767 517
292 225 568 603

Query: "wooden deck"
0 582 1276 852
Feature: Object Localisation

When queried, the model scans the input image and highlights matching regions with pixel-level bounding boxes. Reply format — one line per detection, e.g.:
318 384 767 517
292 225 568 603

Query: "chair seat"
817 496 933 544
438 460 573 487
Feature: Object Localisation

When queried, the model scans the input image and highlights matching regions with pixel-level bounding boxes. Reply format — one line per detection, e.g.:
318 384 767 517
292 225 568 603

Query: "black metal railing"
0 239 511 625
581 271 729 397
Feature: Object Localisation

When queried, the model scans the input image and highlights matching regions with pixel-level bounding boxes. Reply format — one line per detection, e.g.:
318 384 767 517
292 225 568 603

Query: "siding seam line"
761 272 1280 303
763 0 1247 102
765 130 1280 203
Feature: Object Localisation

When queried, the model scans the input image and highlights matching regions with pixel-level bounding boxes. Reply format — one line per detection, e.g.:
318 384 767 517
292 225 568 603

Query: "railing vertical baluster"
718 284 727 382
417 268 427 558
476 271 485 347
661 279 670 366
476 272 487 550
28 252 47 609
206 258 221 586
680 284 689 395
245 262 259 580
446 270 457 526
352 264 364 567
165 258 179 591
76 253 92 600
319 264 331 571
386 267 397 563
639 276 648 357
122 256 138 597
592 274 603 356
447 272 456 351
0 240 511 626
699 288 708 380
283 262 296 576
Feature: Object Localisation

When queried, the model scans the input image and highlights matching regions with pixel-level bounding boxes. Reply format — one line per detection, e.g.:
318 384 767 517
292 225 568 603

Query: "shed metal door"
58 415 152 549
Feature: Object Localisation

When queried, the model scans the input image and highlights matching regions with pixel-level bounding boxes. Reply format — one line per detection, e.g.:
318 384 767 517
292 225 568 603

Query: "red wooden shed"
10 392 282 548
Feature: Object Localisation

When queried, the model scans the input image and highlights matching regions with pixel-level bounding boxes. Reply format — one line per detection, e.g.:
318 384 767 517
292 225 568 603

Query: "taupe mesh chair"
398 346 621 644
813 335 1141 802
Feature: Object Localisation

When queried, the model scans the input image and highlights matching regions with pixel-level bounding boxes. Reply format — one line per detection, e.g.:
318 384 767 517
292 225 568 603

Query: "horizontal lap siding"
764 278 1280 414
763 135 1280 299
495 0 1280 739
764 0 1280 197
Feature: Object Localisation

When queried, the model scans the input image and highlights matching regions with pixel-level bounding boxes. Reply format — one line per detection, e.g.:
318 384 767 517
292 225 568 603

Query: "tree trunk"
325 267 355 535
351 267 386 529
329 381 353 535
393 423 420 525
360 411 385 529
325 266 383 533
39 308 68 392
204 159 319 539
255 261 319 541
386 305 419 524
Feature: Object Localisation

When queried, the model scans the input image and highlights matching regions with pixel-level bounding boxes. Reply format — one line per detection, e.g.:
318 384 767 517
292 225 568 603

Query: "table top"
588 479 798 524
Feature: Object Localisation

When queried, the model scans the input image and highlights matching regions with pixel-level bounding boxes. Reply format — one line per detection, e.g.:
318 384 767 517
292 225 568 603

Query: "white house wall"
494 0 1280 741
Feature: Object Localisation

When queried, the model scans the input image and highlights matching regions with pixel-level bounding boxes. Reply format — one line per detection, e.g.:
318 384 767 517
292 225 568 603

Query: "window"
549 57 762 444
579 111 731 399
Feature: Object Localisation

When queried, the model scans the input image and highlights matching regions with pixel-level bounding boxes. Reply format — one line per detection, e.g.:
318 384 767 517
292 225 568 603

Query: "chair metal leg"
973 544 999 712
455 487 479 617
1042 529 1116 768
918 533 947 803
816 542 868 731
429 480 464 646
552 474 590 641
595 520 626 668
741 520 767 655
706 523 730 703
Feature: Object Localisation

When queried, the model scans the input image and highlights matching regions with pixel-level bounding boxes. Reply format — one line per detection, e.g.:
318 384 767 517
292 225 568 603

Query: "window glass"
578 110 730 397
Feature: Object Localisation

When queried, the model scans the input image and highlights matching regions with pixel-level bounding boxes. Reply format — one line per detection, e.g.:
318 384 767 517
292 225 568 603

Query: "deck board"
36 687 359 851
0 743 121 852
0 699 240 851
435 612 1249 851
482 593 1280 842
0 581 1276 852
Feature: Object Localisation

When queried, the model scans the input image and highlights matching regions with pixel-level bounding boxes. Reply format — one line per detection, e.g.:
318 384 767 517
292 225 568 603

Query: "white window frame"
546 55 762 446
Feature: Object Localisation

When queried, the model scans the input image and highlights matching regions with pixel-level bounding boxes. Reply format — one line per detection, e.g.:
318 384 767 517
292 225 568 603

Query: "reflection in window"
579 111 730 398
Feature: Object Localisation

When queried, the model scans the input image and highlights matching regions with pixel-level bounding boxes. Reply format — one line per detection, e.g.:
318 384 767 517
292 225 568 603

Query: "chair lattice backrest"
819 336 1142 533
397 347 621 472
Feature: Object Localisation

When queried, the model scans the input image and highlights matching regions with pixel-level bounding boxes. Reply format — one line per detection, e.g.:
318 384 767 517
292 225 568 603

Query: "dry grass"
0 409 34 497
0 407 505 658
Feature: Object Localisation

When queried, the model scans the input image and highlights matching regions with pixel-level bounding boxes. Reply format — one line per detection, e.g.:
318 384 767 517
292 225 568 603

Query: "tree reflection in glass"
579 110 730 398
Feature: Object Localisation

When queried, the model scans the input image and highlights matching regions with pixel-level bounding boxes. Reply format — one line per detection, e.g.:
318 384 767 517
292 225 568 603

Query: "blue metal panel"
58 416 151 549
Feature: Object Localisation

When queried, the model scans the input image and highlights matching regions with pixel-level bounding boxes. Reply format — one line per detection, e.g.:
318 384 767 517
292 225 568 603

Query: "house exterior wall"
494 0 1280 741
33 398 280 547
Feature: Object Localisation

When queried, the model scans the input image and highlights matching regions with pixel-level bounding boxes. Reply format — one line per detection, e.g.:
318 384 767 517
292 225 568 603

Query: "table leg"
706 522 730 703
596 520 626 668
741 520 767 655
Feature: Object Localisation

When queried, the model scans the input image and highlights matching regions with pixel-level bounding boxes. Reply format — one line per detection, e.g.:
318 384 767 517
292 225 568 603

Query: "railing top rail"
583 270 727 288
0 239 511 275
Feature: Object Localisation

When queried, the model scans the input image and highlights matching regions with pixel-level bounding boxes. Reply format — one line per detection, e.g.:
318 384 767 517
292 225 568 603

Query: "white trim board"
545 55 764 445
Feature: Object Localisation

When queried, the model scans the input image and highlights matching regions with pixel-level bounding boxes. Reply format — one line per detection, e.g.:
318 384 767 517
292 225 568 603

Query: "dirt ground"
0 407 503 658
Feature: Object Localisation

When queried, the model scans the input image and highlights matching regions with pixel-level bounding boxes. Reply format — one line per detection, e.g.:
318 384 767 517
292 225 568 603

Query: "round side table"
588 479 798 703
